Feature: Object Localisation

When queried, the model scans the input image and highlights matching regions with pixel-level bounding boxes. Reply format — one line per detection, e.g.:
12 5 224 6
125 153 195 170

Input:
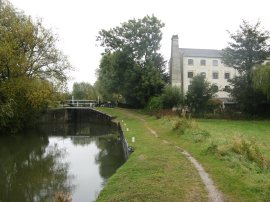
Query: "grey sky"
9 0 270 90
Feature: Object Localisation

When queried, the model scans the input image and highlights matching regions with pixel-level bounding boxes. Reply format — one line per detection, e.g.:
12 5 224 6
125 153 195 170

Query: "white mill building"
169 35 237 101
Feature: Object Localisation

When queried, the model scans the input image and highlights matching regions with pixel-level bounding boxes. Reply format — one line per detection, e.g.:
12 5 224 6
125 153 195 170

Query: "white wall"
183 57 237 98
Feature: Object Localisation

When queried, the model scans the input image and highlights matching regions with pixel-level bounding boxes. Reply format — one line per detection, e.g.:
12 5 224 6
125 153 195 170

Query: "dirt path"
121 109 224 202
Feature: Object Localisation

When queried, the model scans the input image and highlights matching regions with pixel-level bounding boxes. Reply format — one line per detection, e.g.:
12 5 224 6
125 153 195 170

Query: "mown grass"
96 107 208 202
97 108 270 201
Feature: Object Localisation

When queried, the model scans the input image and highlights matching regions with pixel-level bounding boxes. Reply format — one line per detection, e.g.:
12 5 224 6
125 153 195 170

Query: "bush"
146 96 163 110
161 85 183 109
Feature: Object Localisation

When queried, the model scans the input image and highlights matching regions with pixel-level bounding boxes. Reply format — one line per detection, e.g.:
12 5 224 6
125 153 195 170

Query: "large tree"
222 20 270 114
96 15 167 107
0 1 72 133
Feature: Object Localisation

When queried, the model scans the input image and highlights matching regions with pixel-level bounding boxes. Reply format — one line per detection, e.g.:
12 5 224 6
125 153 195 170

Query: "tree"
0 1 72 133
96 15 167 107
161 85 183 109
222 20 270 75
0 1 71 85
186 75 217 114
222 20 270 114
252 64 270 100
72 82 98 100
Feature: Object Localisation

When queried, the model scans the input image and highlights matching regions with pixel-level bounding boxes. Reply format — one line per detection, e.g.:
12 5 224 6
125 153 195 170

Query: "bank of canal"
97 107 209 201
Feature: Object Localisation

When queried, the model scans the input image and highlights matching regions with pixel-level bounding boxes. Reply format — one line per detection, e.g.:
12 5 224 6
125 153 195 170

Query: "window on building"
200 59 206 66
188 85 191 91
213 60 218 66
212 72 219 79
188 71 194 78
212 85 218 92
200 72 206 78
224 85 231 92
224 72 230 79
188 59 194 65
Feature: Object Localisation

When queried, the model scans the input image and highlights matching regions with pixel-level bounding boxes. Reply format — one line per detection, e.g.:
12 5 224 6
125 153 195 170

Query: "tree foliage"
222 20 270 114
0 1 72 133
72 82 99 100
146 86 183 110
96 15 167 107
252 64 270 100
161 85 182 109
222 20 270 75
186 75 217 114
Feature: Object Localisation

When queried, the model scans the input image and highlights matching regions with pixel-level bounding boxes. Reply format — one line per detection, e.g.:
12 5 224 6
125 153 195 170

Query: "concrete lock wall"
38 108 130 159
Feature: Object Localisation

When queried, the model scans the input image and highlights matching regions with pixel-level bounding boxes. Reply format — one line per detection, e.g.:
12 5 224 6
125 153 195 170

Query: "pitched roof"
179 48 222 58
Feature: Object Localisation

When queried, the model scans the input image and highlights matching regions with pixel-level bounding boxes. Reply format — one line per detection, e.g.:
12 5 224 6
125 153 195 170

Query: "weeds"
205 136 270 171
172 118 191 135
192 130 210 143
231 137 270 170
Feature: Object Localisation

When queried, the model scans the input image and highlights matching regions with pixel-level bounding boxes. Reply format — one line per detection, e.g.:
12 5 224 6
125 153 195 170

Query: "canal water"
0 121 126 202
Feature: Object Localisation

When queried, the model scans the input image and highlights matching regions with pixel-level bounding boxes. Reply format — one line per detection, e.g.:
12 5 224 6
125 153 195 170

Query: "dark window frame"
188 59 194 65
188 71 194 78
224 72 230 79
212 72 219 79
200 59 206 66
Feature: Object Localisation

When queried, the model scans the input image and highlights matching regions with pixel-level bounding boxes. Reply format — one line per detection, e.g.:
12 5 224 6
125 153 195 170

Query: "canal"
0 120 126 202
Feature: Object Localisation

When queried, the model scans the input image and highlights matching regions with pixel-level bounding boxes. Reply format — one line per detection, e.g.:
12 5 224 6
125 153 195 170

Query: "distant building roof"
179 48 222 58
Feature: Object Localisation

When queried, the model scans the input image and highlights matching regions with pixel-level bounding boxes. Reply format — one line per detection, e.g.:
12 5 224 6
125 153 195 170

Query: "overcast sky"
9 0 270 90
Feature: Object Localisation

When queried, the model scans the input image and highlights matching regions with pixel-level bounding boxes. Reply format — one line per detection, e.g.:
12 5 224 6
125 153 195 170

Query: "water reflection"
0 134 73 202
0 121 126 202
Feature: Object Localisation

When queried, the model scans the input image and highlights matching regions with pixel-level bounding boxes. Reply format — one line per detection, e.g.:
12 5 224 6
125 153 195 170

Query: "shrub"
146 96 163 110
172 118 191 135
161 85 183 109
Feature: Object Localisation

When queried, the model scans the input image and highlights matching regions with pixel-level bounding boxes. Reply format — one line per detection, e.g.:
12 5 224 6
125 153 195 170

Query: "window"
212 72 219 79
188 71 194 78
188 85 191 91
224 85 231 92
213 60 218 66
200 59 206 66
200 72 206 78
188 59 194 65
212 85 218 92
224 72 230 79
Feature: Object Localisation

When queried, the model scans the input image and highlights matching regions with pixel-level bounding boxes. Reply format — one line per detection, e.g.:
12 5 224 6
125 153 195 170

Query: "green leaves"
0 1 72 133
186 75 216 114
97 15 167 107
72 82 99 100
222 20 270 115
222 20 270 74
252 64 270 100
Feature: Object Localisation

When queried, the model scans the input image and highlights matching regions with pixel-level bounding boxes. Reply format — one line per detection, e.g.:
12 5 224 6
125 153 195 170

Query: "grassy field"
97 107 270 201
